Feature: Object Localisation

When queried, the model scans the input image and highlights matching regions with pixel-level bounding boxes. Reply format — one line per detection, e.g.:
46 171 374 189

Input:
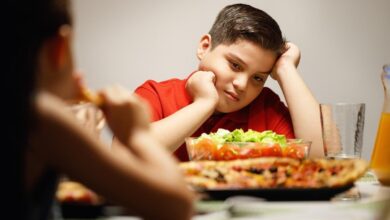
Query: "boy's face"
197 35 277 113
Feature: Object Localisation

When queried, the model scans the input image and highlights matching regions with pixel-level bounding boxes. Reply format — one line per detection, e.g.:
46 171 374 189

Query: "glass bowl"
185 137 311 161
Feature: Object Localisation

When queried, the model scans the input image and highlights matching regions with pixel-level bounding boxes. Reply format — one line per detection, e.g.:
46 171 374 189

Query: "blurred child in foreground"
5 0 193 219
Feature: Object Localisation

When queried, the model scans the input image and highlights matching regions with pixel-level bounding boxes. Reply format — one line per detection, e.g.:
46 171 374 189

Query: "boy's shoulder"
135 77 188 97
135 76 192 110
140 77 185 88
138 72 195 89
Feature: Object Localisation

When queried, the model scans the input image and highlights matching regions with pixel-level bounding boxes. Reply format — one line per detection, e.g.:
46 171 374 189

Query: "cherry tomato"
259 144 282 157
193 138 217 160
239 143 262 159
216 144 239 160
283 144 305 159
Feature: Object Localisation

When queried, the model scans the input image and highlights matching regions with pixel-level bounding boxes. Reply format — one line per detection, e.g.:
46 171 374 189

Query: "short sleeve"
134 81 163 122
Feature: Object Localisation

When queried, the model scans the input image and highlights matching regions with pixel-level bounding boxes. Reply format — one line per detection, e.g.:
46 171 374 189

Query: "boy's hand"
186 71 219 106
271 42 301 81
99 85 150 145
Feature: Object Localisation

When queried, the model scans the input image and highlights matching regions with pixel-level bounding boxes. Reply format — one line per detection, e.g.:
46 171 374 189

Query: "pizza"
56 181 101 205
80 87 103 107
179 157 368 190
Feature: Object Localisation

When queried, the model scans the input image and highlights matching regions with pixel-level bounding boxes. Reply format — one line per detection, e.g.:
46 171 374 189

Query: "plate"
198 183 354 201
61 203 104 218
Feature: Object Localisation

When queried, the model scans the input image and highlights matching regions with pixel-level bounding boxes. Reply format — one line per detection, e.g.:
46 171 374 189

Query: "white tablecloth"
193 172 390 220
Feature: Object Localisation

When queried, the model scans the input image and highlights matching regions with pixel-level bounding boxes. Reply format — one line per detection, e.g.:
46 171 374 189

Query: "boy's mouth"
224 90 240 102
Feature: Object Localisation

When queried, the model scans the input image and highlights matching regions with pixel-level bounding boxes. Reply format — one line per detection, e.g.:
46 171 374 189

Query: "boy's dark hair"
209 4 286 55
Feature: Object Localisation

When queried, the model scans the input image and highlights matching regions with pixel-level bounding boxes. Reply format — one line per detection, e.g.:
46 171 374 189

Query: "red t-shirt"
135 77 295 161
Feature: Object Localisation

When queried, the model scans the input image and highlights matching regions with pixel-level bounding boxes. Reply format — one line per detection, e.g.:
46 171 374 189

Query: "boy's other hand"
271 42 301 80
186 71 219 106
99 85 150 145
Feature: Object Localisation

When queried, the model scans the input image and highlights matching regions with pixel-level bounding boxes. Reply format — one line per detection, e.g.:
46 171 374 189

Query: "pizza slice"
179 157 368 190
80 87 103 107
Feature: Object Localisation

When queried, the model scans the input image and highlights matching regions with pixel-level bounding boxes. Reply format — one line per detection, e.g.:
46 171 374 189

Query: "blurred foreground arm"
30 88 194 220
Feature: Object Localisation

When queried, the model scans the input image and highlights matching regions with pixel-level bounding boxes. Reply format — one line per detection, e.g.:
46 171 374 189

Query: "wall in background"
73 0 390 160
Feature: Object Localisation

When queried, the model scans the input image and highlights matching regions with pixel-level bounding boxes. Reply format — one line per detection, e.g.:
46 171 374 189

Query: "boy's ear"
47 25 72 71
197 34 212 60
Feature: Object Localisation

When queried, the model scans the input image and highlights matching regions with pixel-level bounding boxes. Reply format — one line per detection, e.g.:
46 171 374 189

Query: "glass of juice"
370 64 390 186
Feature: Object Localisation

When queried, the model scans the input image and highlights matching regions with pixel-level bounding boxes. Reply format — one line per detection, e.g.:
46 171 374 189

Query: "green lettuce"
197 128 288 147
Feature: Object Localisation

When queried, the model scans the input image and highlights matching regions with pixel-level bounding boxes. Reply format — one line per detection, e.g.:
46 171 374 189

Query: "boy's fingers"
209 72 216 84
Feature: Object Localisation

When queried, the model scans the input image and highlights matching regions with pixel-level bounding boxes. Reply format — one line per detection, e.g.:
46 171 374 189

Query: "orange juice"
370 113 390 185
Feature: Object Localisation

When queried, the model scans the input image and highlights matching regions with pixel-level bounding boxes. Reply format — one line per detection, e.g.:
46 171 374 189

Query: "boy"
135 3 323 161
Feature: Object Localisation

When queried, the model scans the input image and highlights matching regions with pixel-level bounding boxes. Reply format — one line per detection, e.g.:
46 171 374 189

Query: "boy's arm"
272 42 324 158
149 71 219 152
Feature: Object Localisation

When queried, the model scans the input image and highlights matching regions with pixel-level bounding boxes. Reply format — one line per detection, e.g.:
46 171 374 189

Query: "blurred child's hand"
71 103 105 137
186 71 219 105
271 42 301 80
99 85 150 145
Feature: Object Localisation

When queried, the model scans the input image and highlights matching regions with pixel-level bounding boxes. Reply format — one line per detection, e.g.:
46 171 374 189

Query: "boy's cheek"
214 81 225 93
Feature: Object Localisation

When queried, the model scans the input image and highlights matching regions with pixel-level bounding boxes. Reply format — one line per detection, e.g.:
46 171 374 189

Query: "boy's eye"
229 61 242 71
253 75 265 83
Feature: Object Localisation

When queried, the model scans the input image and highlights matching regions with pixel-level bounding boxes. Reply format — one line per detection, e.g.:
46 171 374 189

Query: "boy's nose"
232 74 248 92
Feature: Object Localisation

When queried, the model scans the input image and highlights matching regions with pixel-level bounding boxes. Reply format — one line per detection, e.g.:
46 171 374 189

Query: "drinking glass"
320 103 365 159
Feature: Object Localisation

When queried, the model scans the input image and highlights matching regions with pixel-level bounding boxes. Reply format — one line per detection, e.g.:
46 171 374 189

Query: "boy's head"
19 0 76 100
209 3 285 56
196 4 286 113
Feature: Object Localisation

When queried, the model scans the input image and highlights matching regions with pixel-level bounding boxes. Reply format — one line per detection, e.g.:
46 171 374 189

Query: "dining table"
62 171 390 220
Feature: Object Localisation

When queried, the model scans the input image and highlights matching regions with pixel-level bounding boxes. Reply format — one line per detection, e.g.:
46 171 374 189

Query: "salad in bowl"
186 129 311 161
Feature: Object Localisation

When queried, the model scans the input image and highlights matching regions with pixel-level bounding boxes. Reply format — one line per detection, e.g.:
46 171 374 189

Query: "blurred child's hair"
24 0 72 64
9 0 73 139
5 0 72 216
11 0 72 101
208 4 286 55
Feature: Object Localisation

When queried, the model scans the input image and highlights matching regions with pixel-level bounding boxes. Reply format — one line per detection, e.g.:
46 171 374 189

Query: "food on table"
179 157 368 189
186 129 311 160
56 181 101 205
